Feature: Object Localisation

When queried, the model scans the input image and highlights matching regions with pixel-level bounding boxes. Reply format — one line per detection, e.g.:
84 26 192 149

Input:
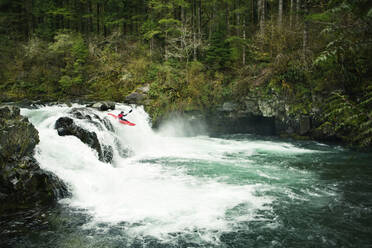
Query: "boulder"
137 84 150 94
258 99 277 117
125 92 146 104
0 106 68 213
54 117 113 163
243 99 261 116
0 105 20 119
0 106 39 163
0 156 68 212
70 108 103 129
91 101 115 111
218 102 239 112
105 101 115 110
55 117 101 157
0 119 39 162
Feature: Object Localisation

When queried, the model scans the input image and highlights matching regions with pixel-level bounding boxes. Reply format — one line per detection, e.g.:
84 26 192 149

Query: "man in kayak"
118 110 132 121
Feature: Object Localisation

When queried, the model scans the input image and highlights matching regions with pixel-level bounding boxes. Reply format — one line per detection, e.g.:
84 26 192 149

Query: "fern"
323 87 372 148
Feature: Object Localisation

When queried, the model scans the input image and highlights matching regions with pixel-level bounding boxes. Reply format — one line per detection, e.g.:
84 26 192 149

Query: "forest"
0 0 371 147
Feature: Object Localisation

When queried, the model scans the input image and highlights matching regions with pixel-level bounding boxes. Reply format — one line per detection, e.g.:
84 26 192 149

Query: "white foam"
21 104 320 241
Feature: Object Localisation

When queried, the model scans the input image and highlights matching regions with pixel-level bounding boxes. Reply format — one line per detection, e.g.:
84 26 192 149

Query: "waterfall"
21 103 315 241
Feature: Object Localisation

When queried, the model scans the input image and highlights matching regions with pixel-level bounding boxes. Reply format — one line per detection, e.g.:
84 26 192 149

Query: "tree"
278 0 283 27
205 30 232 70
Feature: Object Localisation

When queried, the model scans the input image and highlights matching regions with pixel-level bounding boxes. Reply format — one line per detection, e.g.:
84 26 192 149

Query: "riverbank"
1 98 368 150
1 103 372 248
0 105 68 214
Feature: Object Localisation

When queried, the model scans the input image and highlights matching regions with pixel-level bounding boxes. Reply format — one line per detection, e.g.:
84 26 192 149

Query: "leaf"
368 8 372 18
144 30 161 40
308 12 331 22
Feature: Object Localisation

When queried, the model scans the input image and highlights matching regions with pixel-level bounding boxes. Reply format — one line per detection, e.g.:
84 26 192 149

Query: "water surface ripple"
0 105 371 248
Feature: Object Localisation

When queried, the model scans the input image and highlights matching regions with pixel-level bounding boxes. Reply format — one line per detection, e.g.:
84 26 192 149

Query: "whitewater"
17 104 372 248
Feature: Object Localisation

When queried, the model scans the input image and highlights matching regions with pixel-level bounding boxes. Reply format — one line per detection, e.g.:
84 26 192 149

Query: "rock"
203 107 276 136
71 110 84 119
102 118 114 132
0 105 20 119
137 84 150 94
55 117 111 163
243 99 261 116
69 108 103 129
55 117 101 155
92 102 107 111
105 101 115 110
102 145 114 163
218 102 239 112
55 117 74 136
0 157 69 212
0 106 39 162
299 116 311 135
0 105 69 213
91 101 115 111
258 99 277 117
125 92 146 104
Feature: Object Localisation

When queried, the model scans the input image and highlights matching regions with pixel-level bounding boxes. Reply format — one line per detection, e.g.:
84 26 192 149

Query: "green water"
1 134 371 248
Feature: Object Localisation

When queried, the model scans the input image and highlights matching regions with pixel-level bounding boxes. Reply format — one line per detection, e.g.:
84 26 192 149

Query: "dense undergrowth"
0 0 371 147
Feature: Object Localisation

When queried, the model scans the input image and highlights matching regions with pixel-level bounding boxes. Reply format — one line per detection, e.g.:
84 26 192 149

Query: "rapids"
1 104 371 248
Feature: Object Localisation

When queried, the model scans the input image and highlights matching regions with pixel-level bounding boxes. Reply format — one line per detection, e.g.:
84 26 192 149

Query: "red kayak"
108 113 136 126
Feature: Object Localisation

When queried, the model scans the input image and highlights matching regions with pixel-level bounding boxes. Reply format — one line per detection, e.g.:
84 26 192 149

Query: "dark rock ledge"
55 113 113 164
0 106 68 213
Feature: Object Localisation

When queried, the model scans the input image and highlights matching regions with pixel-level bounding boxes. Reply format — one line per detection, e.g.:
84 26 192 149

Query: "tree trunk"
181 5 184 24
296 0 301 23
209 3 215 41
271 8 274 57
150 37 153 56
74 0 78 31
102 3 107 37
279 0 283 27
192 0 197 61
25 0 33 39
258 0 261 28
260 0 265 34
198 0 201 39
303 0 308 63
242 16 246 65
226 2 230 35
237 0 240 37
252 0 255 24
193 31 197 61
165 30 169 61
96 3 100 34
290 0 294 28
88 0 93 33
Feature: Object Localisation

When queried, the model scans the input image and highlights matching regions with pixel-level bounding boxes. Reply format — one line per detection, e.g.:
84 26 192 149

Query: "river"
1 104 371 248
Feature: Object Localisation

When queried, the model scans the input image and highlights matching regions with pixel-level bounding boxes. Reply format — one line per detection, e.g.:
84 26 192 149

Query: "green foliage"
49 33 88 95
205 31 232 71
0 0 371 148
323 87 372 147
313 0 372 94
307 12 331 22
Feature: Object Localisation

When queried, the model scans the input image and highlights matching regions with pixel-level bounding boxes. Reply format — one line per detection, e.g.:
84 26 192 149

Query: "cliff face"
0 106 68 213
205 90 342 142
150 92 339 142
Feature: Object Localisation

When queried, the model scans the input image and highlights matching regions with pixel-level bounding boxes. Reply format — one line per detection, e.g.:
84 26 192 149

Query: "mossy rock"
0 106 39 164
0 105 69 213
